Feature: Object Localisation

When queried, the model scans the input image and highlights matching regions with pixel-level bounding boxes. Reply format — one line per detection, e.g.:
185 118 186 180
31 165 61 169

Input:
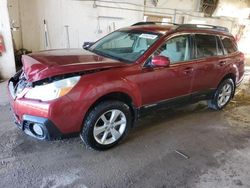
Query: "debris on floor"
175 150 190 159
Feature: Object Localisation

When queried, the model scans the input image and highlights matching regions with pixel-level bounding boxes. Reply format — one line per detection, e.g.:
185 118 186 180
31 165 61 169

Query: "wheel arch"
217 73 236 97
219 73 236 87
82 92 138 129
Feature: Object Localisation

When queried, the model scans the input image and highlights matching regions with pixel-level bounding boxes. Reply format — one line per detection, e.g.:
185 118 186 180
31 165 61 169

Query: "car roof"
120 23 233 38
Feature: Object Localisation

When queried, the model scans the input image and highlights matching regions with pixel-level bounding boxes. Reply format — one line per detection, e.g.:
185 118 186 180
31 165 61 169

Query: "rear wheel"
208 78 235 110
81 100 132 150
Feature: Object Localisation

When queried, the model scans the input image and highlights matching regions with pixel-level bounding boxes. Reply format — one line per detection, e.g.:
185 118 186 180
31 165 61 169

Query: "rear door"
191 34 225 97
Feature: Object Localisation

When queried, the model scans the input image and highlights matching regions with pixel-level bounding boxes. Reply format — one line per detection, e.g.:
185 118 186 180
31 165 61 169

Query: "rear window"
221 37 238 54
195 34 218 58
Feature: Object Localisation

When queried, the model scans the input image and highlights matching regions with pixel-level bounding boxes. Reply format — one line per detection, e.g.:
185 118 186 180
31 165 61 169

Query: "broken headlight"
25 76 80 101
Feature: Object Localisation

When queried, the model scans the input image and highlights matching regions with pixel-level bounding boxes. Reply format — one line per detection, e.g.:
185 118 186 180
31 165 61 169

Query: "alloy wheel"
93 109 127 145
217 83 232 108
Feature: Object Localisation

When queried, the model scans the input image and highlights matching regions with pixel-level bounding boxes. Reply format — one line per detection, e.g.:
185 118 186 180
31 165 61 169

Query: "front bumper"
14 114 63 140
8 76 81 140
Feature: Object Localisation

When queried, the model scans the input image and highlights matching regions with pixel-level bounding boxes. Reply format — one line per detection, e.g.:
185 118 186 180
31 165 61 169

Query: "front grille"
23 121 31 130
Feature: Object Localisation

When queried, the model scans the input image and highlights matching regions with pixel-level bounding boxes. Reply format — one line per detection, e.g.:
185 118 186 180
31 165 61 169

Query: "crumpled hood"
22 48 127 82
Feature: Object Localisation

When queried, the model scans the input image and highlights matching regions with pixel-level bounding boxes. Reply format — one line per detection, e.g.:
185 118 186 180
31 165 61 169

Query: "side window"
156 35 191 64
221 37 238 54
195 34 218 58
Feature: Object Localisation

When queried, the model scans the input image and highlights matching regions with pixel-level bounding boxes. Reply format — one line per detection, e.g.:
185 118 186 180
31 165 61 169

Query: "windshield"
89 31 161 63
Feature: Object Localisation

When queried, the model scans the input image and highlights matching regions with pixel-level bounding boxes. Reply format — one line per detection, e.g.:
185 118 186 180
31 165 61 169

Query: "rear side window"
195 34 218 58
221 37 238 54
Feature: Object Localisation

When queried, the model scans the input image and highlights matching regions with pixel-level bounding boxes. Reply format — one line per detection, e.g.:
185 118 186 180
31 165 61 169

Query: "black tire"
80 100 132 150
208 78 235 110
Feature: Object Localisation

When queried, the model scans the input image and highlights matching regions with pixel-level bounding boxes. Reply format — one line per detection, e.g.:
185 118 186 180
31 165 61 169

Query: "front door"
138 34 196 106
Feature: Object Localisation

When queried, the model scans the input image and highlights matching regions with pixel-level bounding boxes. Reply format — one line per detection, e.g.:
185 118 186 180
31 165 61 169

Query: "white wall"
7 0 250 55
8 0 203 52
0 0 16 79
144 0 203 23
144 0 234 33
155 0 198 11
15 0 145 51
214 0 250 19
8 0 22 50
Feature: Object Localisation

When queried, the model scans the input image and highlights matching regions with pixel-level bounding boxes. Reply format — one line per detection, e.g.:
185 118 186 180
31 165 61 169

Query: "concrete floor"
1 68 250 188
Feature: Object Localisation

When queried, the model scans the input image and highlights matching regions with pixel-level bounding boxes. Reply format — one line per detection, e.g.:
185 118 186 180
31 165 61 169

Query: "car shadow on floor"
122 101 220 144
134 101 210 130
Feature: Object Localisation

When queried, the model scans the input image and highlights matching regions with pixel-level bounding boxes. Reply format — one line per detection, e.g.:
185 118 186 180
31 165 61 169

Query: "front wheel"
80 100 132 150
208 78 235 110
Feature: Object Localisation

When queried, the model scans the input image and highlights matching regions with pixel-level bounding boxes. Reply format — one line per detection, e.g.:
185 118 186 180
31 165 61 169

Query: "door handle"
183 67 194 74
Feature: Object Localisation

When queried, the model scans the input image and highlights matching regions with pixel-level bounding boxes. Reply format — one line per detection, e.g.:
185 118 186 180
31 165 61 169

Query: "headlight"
25 76 80 101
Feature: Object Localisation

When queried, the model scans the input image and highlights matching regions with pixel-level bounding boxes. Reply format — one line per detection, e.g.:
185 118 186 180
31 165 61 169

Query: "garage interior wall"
8 0 147 52
0 0 249 80
7 0 203 52
7 0 249 53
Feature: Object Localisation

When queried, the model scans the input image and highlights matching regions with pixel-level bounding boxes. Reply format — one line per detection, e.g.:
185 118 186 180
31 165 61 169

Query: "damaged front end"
8 70 30 99
8 69 80 140
8 49 128 140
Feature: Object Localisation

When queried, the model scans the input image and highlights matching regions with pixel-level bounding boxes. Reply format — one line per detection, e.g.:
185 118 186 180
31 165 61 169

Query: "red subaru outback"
8 23 245 150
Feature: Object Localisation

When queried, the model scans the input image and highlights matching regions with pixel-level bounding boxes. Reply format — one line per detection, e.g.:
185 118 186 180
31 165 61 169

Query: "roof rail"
176 24 229 32
132 22 179 26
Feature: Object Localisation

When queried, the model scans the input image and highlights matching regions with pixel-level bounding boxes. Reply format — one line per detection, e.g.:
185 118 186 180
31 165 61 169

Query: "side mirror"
82 42 94 50
151 55 170 67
